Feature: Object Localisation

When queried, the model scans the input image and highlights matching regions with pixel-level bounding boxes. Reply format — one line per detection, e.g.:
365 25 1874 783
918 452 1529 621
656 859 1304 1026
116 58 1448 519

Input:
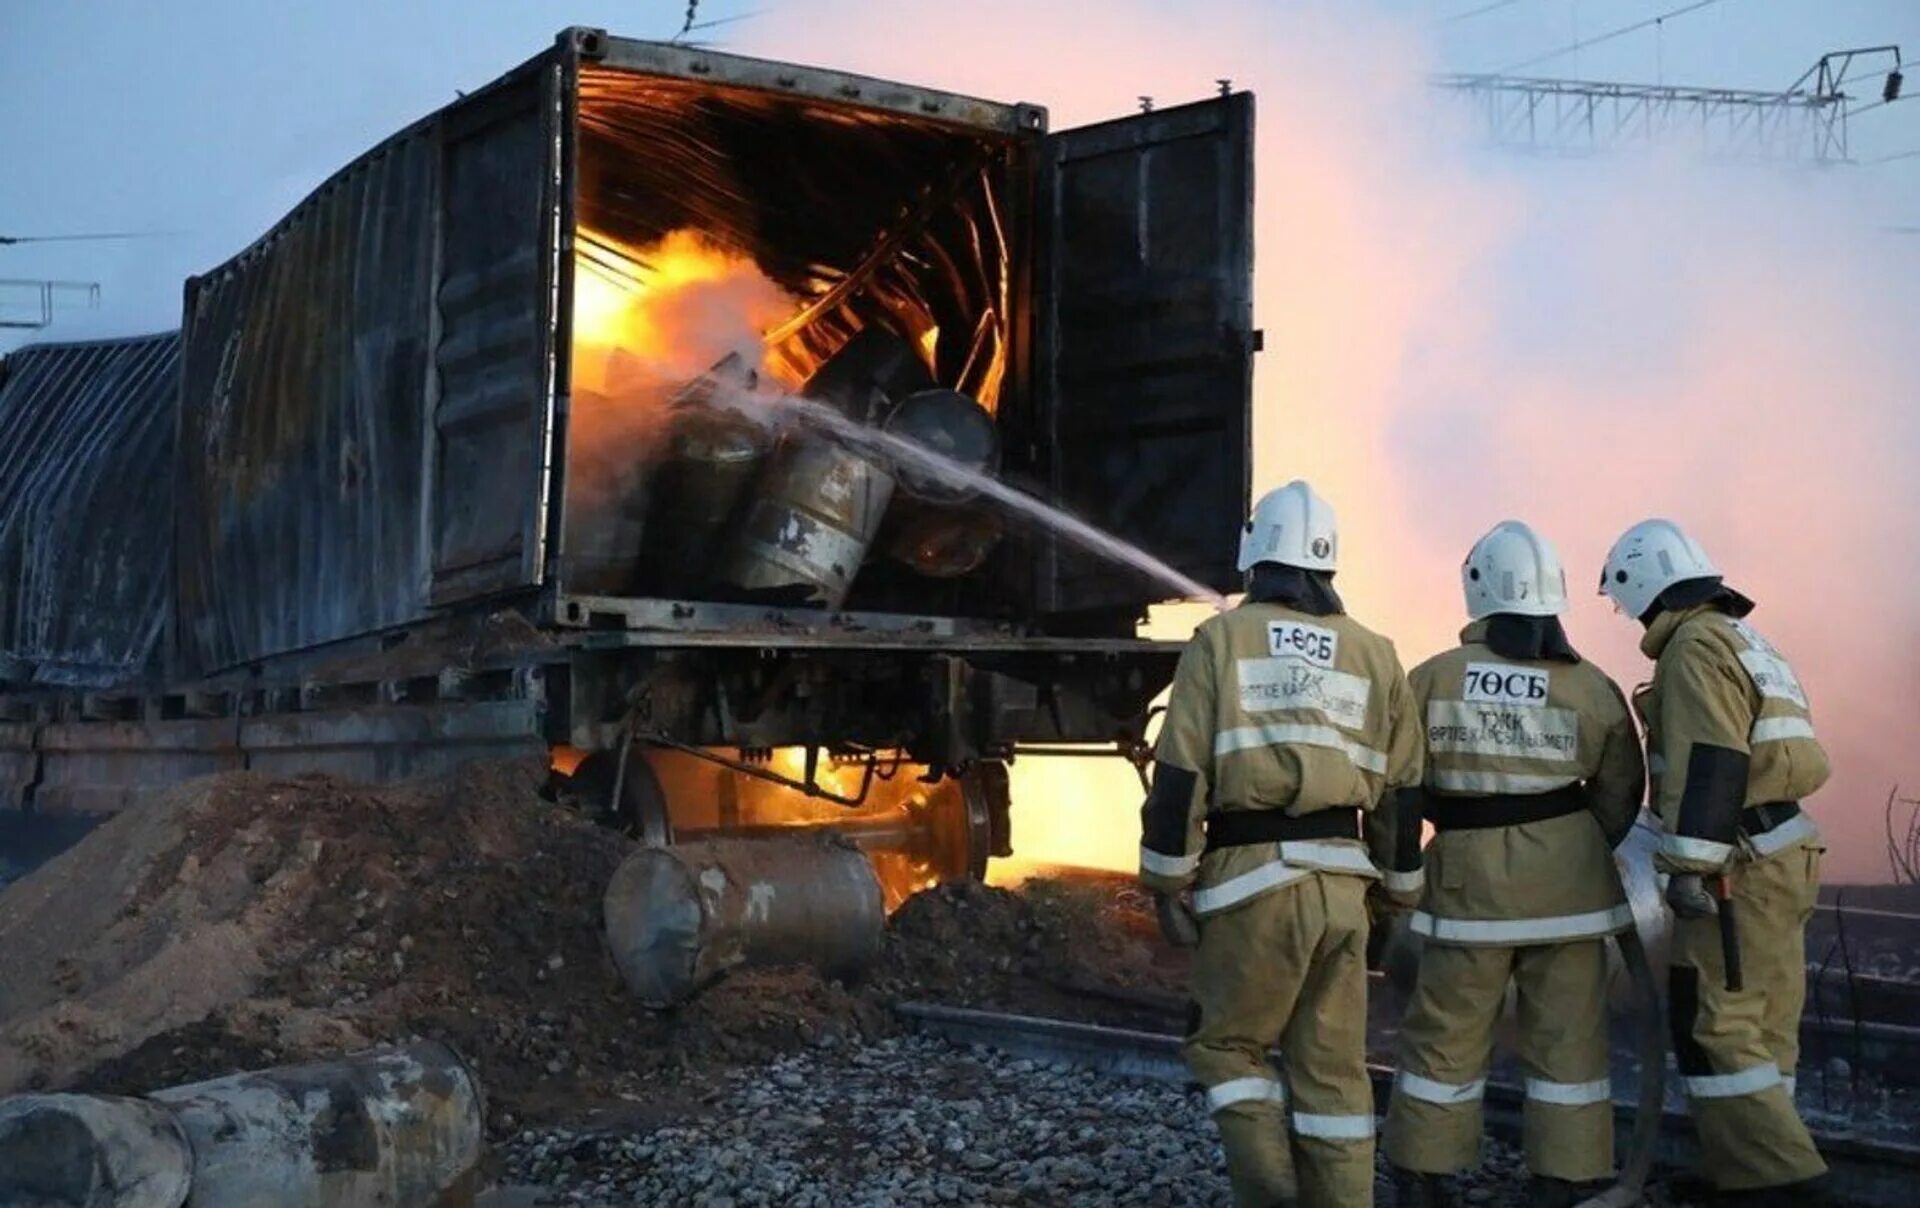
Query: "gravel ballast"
495 1034 1562 1207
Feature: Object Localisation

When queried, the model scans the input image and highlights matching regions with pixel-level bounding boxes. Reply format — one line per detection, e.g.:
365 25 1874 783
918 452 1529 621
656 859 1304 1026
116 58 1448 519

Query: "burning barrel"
710 330 1009 606
711 436 897 610
637 404 770 596
566 347 686 595
878 388 1003 578
709 332 925 609
796 326 935 423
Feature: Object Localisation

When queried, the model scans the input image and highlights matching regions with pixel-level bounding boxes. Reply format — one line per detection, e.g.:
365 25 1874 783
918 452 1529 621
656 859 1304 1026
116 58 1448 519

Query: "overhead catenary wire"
0 232 173 246
1437 0 1531 26
1846 93 1912 120
1494 0 1732 75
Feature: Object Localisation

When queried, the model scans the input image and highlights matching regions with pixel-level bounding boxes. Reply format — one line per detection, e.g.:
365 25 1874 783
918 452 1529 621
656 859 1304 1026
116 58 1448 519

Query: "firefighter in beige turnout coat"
1139 481 1423 1208
1380 522 1644 1207
1601 519 1830 1201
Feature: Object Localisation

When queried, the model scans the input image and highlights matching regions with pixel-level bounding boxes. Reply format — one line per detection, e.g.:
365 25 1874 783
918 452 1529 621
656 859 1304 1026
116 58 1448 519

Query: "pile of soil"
0 762 1180 1132
873 875 1190 1028
0 762 882 1131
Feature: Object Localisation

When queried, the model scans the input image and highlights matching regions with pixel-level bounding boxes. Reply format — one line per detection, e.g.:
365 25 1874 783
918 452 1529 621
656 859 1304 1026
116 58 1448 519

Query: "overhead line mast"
1434 47 1904 165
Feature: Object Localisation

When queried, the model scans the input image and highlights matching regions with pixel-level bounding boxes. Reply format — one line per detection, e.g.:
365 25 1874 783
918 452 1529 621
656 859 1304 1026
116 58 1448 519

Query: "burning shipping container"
0 29 1256 900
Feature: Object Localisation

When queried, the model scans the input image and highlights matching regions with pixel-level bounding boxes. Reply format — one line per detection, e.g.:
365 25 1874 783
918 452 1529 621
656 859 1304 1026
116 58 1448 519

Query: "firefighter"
1139 479 1424 1208
1380 521 1644 1208
1600 519 1830 1202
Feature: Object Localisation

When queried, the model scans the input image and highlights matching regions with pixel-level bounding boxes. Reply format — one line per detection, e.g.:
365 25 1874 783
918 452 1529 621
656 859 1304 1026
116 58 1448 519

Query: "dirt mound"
2 762 1179 1131
0 762 890 1131
75 1015 283 1096
875 874 1190 1027
0 775 278 1091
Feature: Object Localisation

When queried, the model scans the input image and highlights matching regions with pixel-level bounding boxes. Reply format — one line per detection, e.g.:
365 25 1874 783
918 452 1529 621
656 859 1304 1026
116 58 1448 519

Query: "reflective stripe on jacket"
1636 606 1828 874
1404 622 1644 946
1138 602 1424 914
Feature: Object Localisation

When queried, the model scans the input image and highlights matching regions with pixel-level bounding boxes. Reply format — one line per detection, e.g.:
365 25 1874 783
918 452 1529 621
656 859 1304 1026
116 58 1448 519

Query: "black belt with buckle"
1424 785 1588 832
1741 801 1801 837
1204 807 1361 851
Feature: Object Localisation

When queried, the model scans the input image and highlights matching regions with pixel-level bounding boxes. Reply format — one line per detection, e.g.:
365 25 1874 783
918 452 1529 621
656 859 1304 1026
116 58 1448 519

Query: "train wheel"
555 747 673 846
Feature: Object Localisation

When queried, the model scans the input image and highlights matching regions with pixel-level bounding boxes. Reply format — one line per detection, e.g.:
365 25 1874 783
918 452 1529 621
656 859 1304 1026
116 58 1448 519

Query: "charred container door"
428 64 565 606
1036 95 1254 619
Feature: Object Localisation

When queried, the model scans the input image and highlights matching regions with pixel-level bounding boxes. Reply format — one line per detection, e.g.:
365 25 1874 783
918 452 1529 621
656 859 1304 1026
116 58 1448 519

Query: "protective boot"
1390 1166 1455 1207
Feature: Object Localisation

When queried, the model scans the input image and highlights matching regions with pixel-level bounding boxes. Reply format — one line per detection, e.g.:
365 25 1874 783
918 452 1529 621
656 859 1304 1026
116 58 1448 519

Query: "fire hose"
1575 921 1665 1208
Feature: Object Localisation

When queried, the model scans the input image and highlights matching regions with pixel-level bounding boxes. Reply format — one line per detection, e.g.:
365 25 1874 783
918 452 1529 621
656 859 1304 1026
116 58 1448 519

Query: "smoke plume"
748 0 1920 882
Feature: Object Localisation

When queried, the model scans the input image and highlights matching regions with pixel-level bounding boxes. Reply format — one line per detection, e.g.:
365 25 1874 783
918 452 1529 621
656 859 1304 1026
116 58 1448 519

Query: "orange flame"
572 227 803 398
646 746 965 912
548 745 589 777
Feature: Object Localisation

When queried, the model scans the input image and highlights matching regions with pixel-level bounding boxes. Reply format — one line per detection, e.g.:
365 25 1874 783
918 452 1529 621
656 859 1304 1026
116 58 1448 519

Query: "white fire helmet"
1461 520 1568 620
1237 480 1338 573
1598 518 1719 619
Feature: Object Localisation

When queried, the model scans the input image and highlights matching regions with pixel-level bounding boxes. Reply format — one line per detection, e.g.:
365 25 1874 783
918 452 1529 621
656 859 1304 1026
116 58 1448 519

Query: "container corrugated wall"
0 334 180 688
176 128 440 677
175 56 560 678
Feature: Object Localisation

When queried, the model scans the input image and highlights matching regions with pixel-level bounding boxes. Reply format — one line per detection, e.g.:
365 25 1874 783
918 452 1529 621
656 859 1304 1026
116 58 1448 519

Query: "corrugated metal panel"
177 130 439 677
1037 96 1255 615
175 55 559 677
0 334 179 687
428 67 563 604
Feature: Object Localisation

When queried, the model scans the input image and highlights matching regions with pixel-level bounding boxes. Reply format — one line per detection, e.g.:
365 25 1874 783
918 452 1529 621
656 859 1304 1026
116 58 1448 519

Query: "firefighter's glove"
1666 874 1718 919
1155 891 1200 949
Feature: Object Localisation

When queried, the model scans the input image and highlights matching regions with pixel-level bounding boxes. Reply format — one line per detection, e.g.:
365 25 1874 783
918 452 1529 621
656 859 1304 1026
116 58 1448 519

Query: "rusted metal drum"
604 834 885 1008
0 1093 192 1208
881 389 999 504
876 388 1003 578
881 506 1006 579
713 437 896 610
799 327 934 423
637 405 771 595
146 1041 483 1208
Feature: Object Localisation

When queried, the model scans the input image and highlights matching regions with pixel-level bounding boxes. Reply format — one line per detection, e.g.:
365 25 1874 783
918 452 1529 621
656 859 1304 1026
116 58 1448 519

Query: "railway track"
897 1001 1920 1208
1059 971 1920 1075
1812 903 1920 925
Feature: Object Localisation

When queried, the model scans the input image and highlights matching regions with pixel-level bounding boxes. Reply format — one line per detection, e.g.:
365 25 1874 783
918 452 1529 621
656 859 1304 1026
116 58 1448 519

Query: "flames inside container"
568 220 1002 415
572 227 812 397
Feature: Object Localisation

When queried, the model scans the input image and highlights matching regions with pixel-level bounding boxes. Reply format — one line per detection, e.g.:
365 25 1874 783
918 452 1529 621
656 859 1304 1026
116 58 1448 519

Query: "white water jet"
708 383 1229 610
